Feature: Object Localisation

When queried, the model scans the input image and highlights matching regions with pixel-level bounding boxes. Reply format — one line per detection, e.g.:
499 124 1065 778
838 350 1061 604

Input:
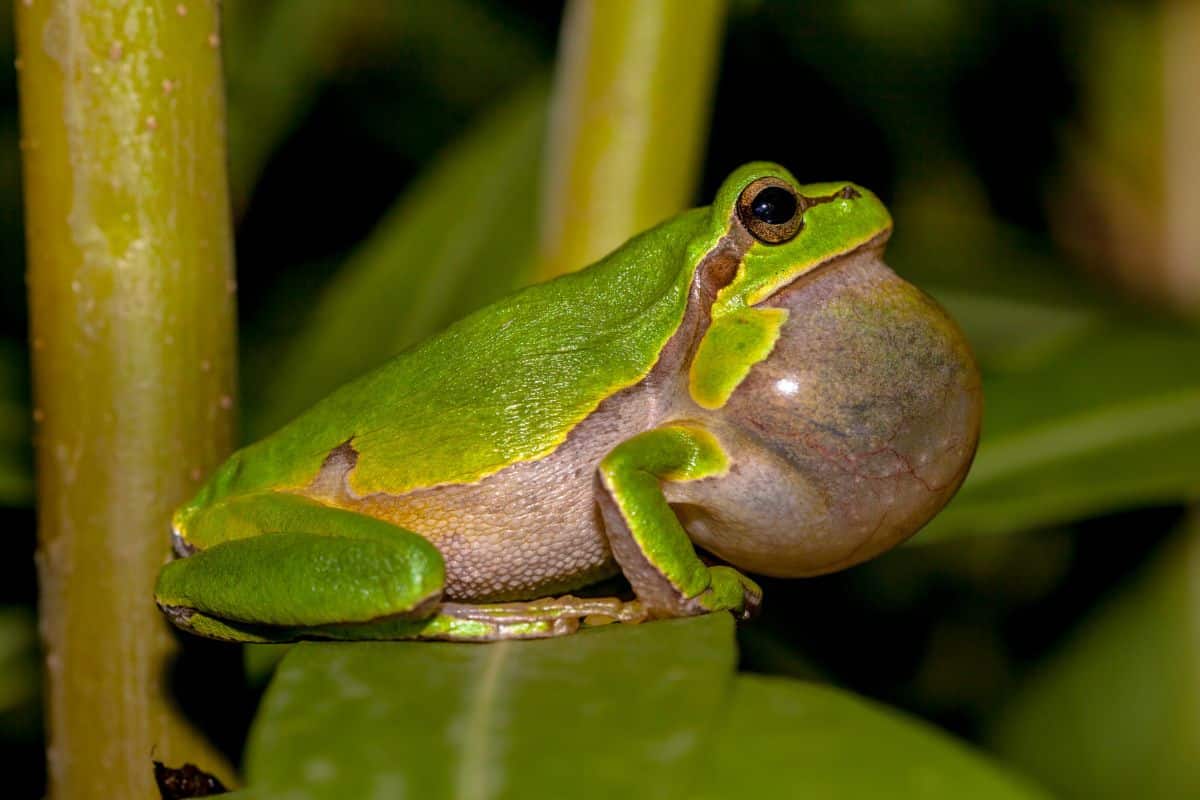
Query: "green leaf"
249 83 547 436
697 676 1047 799
989 519 1200 799
916 317 1200 541
239 615 736 800
235 615 1041 799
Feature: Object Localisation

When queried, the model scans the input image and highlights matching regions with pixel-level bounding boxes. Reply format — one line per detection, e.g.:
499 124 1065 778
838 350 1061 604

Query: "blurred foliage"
0 606 38 790
1049 1 1200 313
696 675 1045 800
889 178 1200 540
2 0 1197 797
222 0 546 210
991 515 1200 799
921 291 1200 540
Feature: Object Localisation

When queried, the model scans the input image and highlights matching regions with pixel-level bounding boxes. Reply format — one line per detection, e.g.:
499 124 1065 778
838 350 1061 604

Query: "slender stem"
535 0 727 281
16 1 237 796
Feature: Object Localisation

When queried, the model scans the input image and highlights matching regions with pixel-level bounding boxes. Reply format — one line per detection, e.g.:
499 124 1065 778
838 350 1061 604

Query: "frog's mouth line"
758 227 893 306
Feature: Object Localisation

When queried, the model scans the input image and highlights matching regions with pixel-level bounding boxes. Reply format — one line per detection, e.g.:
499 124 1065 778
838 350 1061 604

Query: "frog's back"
234 208 708 499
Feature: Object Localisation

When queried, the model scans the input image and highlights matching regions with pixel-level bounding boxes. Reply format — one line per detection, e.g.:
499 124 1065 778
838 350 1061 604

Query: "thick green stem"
535 0 727 281
16 1 237 796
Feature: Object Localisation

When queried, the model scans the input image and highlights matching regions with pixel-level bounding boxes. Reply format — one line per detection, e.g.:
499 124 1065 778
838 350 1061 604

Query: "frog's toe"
729 568 763 621
738 583 763 621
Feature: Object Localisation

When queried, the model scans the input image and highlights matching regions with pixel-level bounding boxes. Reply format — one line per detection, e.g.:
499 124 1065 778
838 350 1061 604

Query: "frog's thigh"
156 496 445 641
595 424 761 619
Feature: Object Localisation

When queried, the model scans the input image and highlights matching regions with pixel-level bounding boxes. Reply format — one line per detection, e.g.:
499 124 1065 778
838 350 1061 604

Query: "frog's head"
686 163 982 575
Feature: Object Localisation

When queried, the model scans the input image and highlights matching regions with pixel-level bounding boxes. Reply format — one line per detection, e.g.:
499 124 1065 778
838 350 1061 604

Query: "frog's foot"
165 595 646 643
413 595 648 642
597 424 763 621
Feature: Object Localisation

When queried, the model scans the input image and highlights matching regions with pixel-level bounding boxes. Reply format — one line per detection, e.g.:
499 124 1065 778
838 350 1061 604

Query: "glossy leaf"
234 615 1042 799
238 615 736 800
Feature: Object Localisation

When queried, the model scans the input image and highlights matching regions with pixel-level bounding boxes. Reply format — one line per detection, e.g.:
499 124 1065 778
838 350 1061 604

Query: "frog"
154 162 982 643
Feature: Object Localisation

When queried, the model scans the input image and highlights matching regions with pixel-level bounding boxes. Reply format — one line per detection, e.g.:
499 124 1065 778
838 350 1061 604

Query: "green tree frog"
155 162 982 642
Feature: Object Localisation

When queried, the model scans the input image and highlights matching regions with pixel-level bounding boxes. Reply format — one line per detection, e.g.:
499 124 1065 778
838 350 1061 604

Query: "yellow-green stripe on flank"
689 307 788 409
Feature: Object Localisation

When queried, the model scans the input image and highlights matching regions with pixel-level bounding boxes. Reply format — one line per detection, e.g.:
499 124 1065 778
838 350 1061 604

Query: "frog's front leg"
596 423 762 619
154 493 445 642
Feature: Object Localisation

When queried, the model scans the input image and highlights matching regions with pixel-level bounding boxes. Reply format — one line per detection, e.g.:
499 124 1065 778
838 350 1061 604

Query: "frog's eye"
737 178 804 244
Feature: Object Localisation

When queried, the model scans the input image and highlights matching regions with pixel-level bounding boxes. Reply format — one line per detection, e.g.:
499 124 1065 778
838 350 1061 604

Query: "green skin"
155 162 983 642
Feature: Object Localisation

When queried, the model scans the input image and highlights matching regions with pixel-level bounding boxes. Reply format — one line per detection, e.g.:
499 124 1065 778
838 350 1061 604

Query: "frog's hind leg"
169 594 648 642
157 492 644 643
155 493 446 643
170 595 647 643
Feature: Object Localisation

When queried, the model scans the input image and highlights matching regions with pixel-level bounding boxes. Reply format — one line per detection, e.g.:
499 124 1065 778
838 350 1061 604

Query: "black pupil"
751 186 797 225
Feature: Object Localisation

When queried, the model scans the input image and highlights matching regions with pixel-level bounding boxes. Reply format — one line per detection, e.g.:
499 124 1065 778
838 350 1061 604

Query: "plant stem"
16 1 237 796
535 0 727 281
